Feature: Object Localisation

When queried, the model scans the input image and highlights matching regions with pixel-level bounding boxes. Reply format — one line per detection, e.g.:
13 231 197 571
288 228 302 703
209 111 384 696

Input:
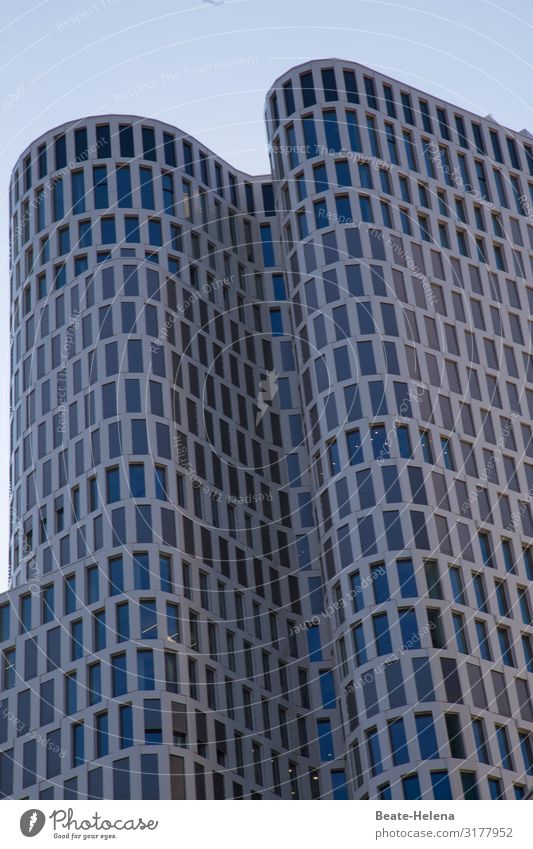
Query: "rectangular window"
125 216 140 243
364 76 377 109
38 143 48 178
96 124 111 158
65 672 77 715
72 723 84 767
366 727 382 775
93 166 108 209
415 714 439 759
395 425 412 458
479 532 494 567
55 134 66 169
359 194 373 222
419 430 434 463
497 627 515 666
166 602 179 642
317 718 335 761
352 622 367 665
106 467 120 503
116 165 132 207
370 424 389 460
142 126 156 160
95 712 109 758
401 91 415 124
52 178 64 221
302 114 318 158
346 111 362 152
20 595 31 633
270 308 283 337
475 620 492 660
42 585 54 624
496 725 514 770
260 225 275 266
321 67 337 101
472 718 490 764
88 661 102 705
445 713 465 758
112 654 127 697
3 649 15 689
399 608 418 648
140 600 157 640
101 216 116 244
129 464 145 498
119 704 134 748
403 130 418 170
452 612 469 653
134 553 150 590
436 106 450 139
343 69 358 103
78 219 92 248
372 563 389 603
119 124 134 157
116 602 129 642
402 774 422 800
449 566 465 604
137 649 155 690
71 170 85 214
397 558 417 597
140 167 155 208
162 173 175 215
93 610 106 651
183 140 194 176
300 71 316 107
388 717 409 765
323 109 341 152
108 556 123 596
70 619 83 661
163 132 176 166
373 612 392 656
64 575 76 615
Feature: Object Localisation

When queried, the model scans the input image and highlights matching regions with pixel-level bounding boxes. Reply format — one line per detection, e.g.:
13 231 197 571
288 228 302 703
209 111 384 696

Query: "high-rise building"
4 58 533 801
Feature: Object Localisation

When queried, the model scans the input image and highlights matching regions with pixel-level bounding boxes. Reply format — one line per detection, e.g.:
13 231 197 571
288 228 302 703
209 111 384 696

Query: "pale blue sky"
2 0 533 588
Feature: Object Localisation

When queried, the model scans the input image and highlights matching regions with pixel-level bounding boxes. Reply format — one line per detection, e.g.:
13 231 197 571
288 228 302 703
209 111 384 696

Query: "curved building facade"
4 59 533 800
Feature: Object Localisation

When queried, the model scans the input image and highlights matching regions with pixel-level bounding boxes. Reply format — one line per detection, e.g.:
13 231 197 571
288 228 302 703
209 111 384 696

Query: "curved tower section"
266 59 533 800
6 116 335 800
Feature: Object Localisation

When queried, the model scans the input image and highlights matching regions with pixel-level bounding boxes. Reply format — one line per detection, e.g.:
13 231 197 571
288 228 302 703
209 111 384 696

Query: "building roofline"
11 58 533 181
265 57 533 141
9 113 273 183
